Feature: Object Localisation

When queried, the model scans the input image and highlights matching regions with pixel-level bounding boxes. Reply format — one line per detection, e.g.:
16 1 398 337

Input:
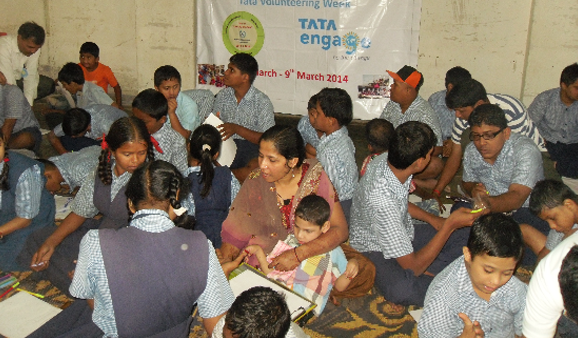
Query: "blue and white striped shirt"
451 94 545 150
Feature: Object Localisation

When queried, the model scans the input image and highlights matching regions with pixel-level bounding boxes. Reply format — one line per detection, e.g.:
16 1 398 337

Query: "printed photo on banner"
196 0 422 119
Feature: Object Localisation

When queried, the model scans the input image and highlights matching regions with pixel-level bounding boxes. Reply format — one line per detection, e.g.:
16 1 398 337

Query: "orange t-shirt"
79 62 119 93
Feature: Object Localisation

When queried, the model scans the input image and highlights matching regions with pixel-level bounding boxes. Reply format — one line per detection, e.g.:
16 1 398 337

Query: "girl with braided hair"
29 160 234 337
19 116 154 295
0 130 55 271
184 124 240 248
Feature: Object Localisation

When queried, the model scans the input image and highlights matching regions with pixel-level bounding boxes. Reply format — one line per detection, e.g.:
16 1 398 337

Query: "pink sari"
221 159 337 255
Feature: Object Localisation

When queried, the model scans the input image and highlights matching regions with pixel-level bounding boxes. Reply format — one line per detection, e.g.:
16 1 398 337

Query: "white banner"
196 0 422 119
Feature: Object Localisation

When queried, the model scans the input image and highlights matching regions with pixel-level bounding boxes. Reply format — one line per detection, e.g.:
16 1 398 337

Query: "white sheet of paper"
203 113 237 167
230 270 313 320
409 308 423 323
54 195 74 220
0 292 62 338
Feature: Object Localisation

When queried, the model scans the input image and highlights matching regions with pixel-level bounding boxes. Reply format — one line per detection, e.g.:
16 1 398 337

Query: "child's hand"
344 259 359 280
243 245 262 256
167 98 178 115
458 313 485 338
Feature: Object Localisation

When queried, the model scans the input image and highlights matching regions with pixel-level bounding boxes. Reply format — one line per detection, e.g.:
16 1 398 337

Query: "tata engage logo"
298 18 369 54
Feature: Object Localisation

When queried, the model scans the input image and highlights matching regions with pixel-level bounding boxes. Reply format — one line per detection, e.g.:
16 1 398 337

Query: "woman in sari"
220 125 374 299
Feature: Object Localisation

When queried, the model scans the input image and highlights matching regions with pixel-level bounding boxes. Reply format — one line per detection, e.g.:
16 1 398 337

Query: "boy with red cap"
380 66 444 188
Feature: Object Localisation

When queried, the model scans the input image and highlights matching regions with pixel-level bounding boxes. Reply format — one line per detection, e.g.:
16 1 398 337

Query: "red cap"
387 65 422 89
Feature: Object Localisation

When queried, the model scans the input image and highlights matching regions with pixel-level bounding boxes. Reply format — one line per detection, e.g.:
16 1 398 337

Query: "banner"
196 0 422 119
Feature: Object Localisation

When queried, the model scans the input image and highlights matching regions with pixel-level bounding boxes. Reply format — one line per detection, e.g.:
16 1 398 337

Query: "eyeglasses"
469 128 505 142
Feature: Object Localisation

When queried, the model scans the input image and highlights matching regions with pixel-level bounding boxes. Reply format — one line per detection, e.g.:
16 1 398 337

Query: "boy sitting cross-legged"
244 195 359 316
418 213 527 338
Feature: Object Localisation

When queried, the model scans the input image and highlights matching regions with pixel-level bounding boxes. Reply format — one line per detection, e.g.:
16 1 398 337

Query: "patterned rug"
0 266 533 338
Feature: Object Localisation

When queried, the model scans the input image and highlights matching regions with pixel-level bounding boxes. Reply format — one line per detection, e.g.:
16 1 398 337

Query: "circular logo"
222 11 265 56
342 32 360 55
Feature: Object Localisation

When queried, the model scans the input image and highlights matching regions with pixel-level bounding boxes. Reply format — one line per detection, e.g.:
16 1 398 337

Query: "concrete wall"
1 0 576 107
0 0 196 104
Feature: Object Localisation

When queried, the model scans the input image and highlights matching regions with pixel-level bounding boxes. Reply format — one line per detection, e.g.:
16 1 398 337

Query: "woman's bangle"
293 247 302 263
0 231 3 240
432 189 441 196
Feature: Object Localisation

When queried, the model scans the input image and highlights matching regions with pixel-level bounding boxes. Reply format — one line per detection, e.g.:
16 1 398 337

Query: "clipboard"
228 263 316 322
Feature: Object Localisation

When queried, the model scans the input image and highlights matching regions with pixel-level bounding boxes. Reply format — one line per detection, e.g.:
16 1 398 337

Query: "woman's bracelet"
0 231 4 240
293 247 302 263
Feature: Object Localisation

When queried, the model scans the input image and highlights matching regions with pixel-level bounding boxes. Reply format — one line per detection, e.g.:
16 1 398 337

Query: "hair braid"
97 148 113 185
0 153 9 191
168 175 182 210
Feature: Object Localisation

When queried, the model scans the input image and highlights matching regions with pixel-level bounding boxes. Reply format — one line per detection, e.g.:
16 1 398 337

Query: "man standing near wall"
0 22 54 105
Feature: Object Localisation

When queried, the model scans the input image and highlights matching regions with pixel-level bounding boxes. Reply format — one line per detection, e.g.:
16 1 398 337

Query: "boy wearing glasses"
432 78 544 199
462 104 549 264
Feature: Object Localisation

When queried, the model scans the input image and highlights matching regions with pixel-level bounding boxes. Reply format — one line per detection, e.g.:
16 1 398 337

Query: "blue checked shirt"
316 126 358 201
183 165 240 216
297 116 320 149
418 256 527 338
70 209 235 337
53 104 127 139
212 85 275 140
71 163 132 219
452 94 545 150
528 88 578 144
349 153 415 259
49 145 101 191
463 132 544 208
428 89 454 140
152 122 188 175
380 95 443 146
0 161 42 219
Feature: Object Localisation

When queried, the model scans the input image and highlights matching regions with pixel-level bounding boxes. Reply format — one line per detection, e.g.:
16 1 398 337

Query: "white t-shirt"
522 231 578 337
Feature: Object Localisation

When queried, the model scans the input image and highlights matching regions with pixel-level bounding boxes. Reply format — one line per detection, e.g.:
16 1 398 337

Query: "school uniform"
418 256 527 337
48 145 101 191
212 85 275 169
316 126 358 221
28 209 234 338
184 165 240 248
151 122 188 174
0 151 55 271
17 163 132 295
349 153 469 306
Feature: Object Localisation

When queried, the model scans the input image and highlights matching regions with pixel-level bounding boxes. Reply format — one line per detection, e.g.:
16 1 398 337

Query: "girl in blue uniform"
19 117 154 294
185 124 239 248
0 131 55 271
28 160 234 337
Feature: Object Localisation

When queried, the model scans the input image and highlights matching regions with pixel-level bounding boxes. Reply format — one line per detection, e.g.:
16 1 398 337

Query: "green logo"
222 11 265 56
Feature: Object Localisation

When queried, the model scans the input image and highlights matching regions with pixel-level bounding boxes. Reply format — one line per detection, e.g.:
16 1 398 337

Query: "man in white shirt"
0 22 54 105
